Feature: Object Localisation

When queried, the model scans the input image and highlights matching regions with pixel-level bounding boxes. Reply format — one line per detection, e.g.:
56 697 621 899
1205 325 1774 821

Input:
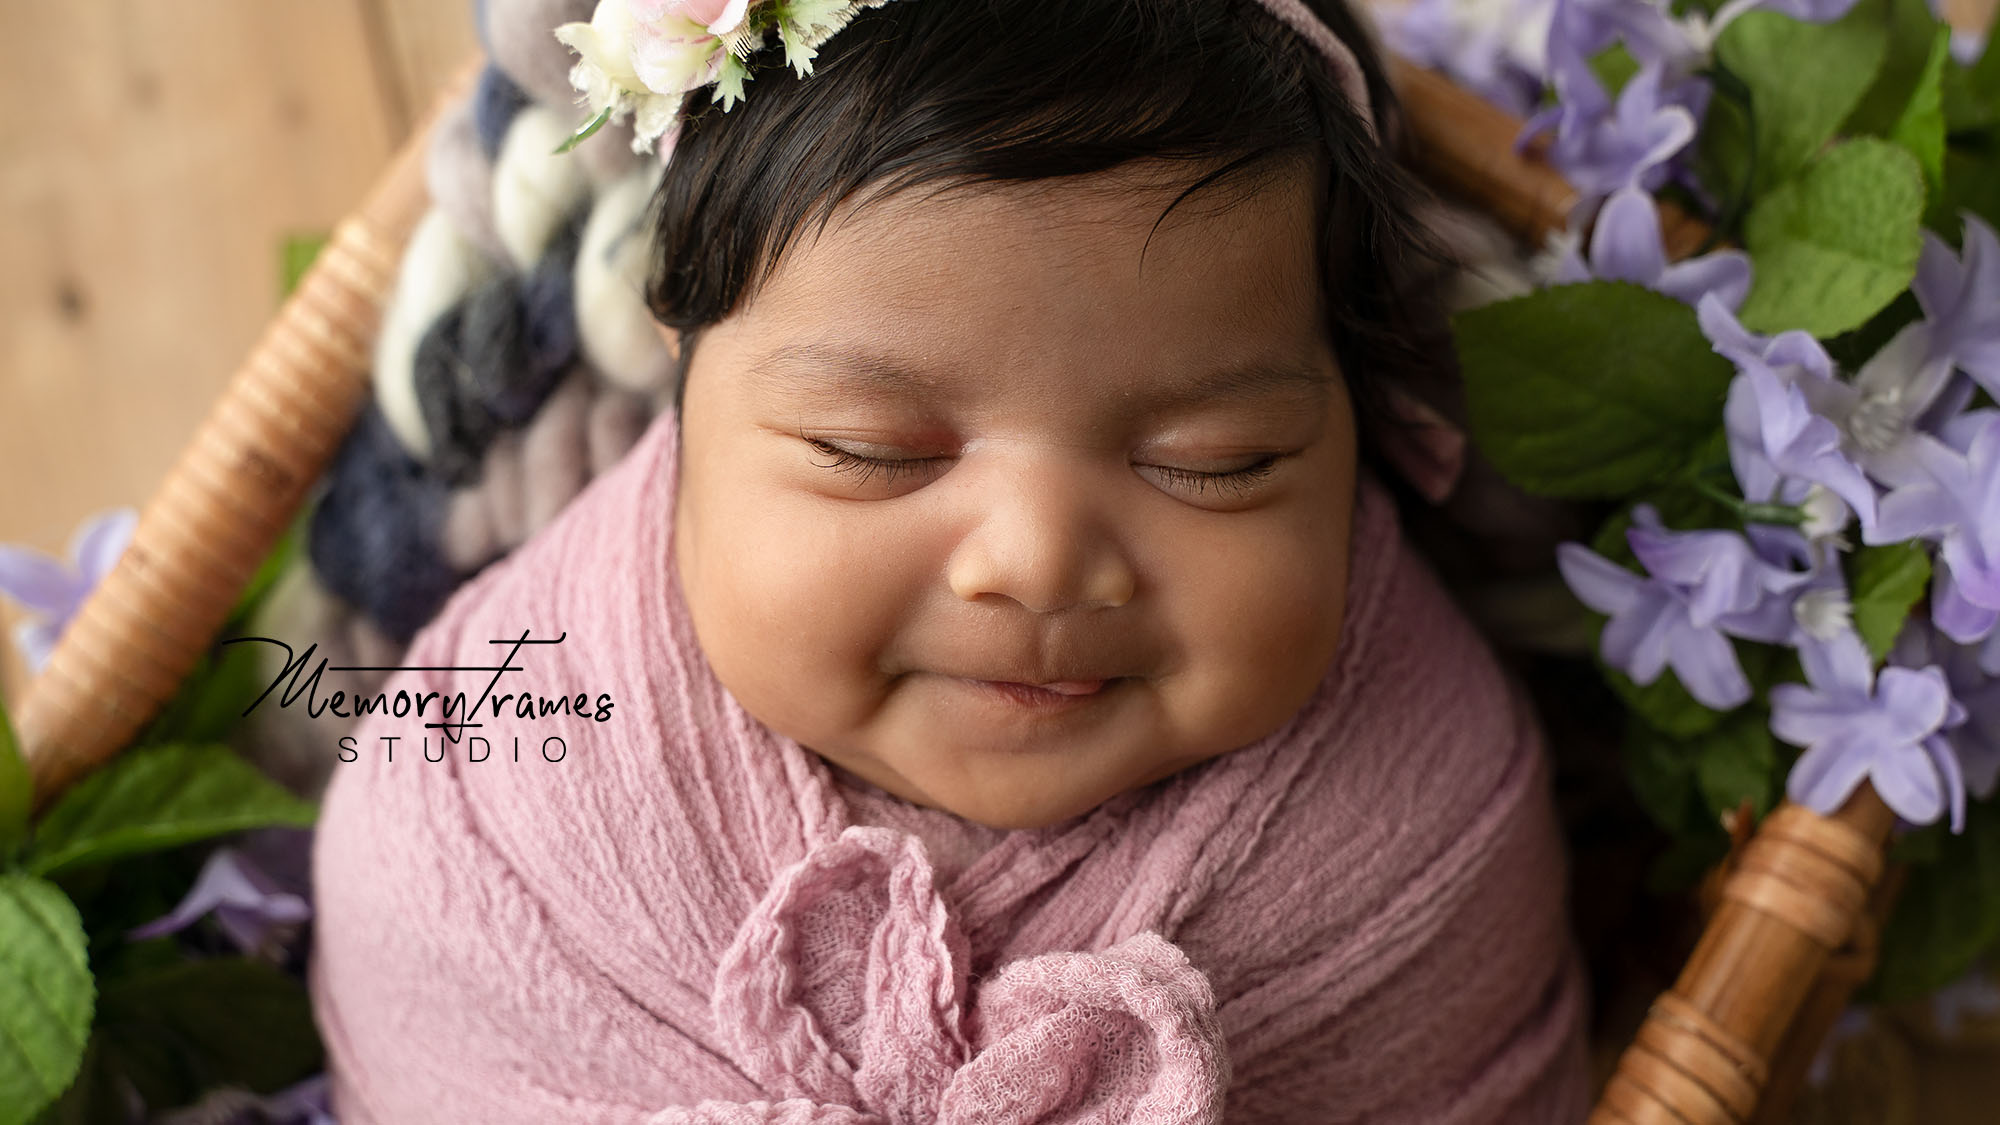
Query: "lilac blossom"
0 507 136 674
1545 186 1753 307
1772 627 1969 831
1550 0 1701 69
1557 505 1811 707
1947 28 1988 66
1700 295 1960 501
129 843 312 959
1383 0 1554 117
1521 48 1702 199
1928 967 2000 1038
1712 343 1880 542
1804 1008 1873 1088
1525 0 1872 201
1894 621 2000 799
1914 216 2000 394
156 1074 335 1125
1869 411 2000 644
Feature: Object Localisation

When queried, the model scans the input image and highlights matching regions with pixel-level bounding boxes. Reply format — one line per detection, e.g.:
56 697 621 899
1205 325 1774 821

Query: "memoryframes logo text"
224 630 614 764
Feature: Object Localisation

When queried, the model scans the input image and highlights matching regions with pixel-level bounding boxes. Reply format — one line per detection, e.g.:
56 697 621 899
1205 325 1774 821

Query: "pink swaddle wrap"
308 410 1592 1123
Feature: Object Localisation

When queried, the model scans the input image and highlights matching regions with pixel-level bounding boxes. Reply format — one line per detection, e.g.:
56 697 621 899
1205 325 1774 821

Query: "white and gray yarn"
275 0 675 779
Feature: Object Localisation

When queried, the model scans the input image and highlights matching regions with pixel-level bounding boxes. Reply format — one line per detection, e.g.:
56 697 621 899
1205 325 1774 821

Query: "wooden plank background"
0 0 477 702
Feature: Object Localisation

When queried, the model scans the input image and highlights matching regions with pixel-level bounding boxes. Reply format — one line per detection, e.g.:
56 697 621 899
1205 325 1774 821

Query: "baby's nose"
943 462 1136 615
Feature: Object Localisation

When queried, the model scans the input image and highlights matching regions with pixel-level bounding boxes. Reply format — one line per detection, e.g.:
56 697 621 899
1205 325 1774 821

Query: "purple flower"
1914 215 2000 395
1522 50 1702 199
1805 1007 1873 1089
1869 411 2000 643
1698 296 1880 538
1773 626 1968 831
1894 621 2000 799
1558 505 1811 707
1383 0 1554 117
1928 967 2000 1038
1547 186 1754 307
1946 28 1988 66
155 1074 336 1125
1551 0 1701 69
0 507 136 673
129 843 312 959
1700 296 1959 497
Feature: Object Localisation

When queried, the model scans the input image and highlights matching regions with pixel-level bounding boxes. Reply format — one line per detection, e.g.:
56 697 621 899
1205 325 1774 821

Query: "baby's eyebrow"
747 343 957 401
746 341 1334 407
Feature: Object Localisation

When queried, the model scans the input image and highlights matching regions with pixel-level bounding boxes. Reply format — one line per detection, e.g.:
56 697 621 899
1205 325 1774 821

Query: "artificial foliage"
0 526 321 1125
1408 0 2000 1000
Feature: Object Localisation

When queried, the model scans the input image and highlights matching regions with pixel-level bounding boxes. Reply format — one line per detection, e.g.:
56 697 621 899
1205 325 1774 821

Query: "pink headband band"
1253 0 1378 137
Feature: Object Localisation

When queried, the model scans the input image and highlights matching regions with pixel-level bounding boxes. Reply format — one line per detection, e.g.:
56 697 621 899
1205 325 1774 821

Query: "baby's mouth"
1016 680 1106 696
969 678 1118 709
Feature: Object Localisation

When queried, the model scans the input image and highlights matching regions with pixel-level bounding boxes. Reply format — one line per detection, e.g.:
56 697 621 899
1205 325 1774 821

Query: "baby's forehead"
735 164 1326 352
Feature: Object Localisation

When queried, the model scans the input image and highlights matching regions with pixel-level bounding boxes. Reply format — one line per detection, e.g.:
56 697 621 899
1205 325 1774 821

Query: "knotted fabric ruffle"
309 410 1591 1123
656 827 1225 1124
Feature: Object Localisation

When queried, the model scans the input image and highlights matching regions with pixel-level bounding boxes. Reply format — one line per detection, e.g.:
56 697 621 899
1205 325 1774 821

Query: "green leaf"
714 55 752 110
1456 282 1736 498
1866 797 2000 1002
277 233 328 301
1705 0 1889 199
0 874 93 1125
1625 718 1707 833
1887 30 1950 190
1623 705 1782 835
134 636 270 750
1847 541 1932 662
89 958 322 1109
0 692 28 862
1736 138 1927 337
1647 830 1733 894
1692 710 1779 821
1941 27 2000 132
1844 0 1950 136
1927 144 2000 243
130 516 305 750
1825 290 1924 371
22 744 314 880
1590 44 1640 95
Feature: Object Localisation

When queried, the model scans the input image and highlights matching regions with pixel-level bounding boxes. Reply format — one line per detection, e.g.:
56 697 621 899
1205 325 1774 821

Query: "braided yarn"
245 8 674 792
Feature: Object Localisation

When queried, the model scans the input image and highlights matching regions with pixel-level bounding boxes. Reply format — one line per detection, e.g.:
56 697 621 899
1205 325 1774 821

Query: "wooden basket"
8 53 1903 1125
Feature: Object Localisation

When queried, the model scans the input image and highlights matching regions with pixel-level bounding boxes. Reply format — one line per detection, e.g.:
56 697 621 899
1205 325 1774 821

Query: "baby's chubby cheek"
673 472 914 743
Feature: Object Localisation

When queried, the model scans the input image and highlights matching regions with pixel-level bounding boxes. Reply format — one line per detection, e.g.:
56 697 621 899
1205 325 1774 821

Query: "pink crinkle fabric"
308 410 1592 1123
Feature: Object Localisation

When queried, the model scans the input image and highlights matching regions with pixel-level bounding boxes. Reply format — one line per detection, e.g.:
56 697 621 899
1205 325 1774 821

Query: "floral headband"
554 0 1379 155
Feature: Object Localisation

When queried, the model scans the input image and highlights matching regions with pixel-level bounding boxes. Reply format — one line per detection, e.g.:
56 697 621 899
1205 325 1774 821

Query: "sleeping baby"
308 0 1592 1120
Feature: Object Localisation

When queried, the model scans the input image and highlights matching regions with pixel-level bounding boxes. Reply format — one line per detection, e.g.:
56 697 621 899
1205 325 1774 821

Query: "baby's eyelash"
804 438 940 486
1145 456 1282 496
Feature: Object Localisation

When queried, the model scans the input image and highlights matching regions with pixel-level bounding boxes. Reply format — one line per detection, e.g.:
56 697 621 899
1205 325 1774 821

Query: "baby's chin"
804 720 1212 832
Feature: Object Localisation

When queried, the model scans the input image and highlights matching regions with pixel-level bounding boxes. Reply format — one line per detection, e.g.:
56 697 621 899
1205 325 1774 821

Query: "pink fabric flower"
686 827 1228 1124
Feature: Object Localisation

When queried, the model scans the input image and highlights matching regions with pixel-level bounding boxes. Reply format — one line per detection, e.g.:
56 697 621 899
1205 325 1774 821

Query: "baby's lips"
1027 680 1107 696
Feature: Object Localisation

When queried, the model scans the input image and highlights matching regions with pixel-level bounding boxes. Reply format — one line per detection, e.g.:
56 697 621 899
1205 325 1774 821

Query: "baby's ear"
1370 383 1466 505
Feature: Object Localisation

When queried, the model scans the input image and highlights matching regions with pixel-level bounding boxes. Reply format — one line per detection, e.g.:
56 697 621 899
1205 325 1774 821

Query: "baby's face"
670 162 1359 829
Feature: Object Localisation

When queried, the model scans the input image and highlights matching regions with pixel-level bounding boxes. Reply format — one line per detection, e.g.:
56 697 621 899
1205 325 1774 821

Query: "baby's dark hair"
644 0 1451 455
